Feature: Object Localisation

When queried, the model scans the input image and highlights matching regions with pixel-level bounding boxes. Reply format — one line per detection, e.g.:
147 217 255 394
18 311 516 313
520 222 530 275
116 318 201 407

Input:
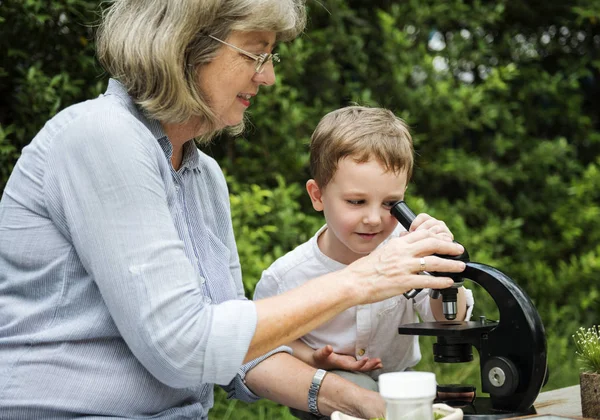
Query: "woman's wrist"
314 371 384 418
336 265 371 307
312 372 344 416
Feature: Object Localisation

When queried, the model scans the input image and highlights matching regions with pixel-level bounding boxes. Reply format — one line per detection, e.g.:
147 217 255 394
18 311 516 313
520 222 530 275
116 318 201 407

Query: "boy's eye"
346 200 364 205
383 201 396 209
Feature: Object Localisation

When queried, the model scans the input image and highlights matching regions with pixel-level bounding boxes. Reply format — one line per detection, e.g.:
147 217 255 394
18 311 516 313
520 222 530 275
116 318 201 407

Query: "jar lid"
379 372 436 400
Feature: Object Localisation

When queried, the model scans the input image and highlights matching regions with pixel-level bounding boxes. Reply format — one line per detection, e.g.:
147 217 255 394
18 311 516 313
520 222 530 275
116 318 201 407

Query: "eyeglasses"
209 35 280 74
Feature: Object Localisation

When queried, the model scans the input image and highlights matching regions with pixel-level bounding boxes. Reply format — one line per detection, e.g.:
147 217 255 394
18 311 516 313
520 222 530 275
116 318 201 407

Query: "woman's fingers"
413 238 465 261
401 274 456 290
346 230 465 305
368 235 464 282
415 254 465 274
393 233 465 259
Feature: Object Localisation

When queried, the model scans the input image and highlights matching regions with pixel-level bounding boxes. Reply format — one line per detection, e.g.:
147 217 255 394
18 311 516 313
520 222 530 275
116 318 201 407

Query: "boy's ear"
306 179 324 211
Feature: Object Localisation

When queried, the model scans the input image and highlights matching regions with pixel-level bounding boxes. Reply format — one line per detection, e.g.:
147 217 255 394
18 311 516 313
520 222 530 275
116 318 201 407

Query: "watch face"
313 369 327 384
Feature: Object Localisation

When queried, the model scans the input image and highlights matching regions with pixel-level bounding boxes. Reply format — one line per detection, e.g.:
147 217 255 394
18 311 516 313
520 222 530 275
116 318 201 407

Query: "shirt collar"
156 138 200 171
105 79 201 171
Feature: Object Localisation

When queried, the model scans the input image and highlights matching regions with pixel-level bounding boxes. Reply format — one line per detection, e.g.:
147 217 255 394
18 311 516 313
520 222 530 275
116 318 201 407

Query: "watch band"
308 369 327 416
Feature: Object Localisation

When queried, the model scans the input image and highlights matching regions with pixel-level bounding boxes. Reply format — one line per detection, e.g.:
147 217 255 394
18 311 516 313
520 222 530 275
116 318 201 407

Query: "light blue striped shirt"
0 79 287 419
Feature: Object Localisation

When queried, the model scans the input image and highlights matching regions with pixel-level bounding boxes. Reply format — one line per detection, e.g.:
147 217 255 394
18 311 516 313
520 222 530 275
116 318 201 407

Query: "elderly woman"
0 1 465 419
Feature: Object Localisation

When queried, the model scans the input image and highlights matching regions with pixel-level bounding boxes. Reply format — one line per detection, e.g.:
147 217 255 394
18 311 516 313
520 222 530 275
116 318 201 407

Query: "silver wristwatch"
308 369 327 416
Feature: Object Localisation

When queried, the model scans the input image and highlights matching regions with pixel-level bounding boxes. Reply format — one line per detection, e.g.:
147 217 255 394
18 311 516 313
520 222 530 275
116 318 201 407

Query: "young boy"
254 106 474 394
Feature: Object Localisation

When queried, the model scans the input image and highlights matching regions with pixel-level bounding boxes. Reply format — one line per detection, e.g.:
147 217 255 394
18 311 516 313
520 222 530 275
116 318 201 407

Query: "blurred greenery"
1 0 599 418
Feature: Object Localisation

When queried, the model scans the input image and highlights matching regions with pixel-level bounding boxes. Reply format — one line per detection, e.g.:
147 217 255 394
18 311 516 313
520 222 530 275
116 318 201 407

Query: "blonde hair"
309 106 414 189
96 0 306 139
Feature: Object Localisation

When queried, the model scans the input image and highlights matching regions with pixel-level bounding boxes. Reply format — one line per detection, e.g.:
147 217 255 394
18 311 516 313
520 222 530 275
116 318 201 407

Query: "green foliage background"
1 0 599 418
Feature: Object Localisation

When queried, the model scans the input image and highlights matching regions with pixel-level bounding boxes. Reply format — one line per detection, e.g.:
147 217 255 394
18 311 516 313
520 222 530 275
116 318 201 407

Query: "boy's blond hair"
309 106 414 189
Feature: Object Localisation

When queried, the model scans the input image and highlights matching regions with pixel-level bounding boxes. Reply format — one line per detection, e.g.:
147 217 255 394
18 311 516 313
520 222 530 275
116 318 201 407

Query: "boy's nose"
363 208 383 226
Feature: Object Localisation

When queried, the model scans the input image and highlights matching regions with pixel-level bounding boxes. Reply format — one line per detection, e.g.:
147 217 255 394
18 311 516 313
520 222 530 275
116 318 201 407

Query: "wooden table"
534 385 582 417
513 385 587 419
461 385 585 419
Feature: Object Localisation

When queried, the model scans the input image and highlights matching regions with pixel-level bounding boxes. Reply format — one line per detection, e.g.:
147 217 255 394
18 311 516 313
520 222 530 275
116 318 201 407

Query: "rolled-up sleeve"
223 345 293 402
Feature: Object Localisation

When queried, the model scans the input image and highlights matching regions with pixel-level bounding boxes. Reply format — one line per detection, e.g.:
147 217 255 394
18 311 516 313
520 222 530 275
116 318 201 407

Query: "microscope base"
443 397 536 419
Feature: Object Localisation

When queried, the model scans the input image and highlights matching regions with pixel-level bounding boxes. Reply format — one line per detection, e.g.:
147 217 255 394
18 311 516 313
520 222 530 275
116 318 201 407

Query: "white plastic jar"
378 371 437 420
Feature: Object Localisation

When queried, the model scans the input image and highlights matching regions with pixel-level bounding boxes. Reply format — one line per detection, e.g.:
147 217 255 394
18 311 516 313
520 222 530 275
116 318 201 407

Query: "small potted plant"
573 325 600 419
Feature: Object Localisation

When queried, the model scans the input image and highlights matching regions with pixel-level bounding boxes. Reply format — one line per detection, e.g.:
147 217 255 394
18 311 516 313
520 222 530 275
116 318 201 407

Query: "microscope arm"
463 262 547 411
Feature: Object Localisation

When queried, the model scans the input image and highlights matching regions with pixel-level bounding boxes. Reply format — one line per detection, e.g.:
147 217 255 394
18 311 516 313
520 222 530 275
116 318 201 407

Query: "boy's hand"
410 213 454 242
312 345 383 372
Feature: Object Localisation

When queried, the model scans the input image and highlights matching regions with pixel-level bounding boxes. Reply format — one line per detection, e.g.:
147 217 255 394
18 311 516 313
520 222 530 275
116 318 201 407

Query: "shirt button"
199 276 206 284
203 296 212 304
358 349 366 357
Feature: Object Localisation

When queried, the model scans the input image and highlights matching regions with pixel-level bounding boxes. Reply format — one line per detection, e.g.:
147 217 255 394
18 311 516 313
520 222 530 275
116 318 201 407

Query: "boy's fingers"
409 213 434 232
314 346 333 362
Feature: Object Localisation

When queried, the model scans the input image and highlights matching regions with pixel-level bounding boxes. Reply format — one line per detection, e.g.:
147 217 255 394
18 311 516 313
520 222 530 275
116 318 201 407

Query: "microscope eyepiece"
390 201 417 231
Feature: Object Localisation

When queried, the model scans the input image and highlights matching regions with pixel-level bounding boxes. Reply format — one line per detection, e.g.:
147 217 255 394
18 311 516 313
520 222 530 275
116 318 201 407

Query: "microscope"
390 201 548 419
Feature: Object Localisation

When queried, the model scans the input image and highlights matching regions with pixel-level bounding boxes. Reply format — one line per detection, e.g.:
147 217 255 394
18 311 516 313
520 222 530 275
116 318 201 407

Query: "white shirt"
254 225 475 379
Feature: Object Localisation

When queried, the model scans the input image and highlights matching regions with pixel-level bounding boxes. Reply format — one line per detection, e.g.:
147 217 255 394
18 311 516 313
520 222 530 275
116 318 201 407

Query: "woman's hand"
354 389 386 419
344 229 465 306
312 345 383 372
